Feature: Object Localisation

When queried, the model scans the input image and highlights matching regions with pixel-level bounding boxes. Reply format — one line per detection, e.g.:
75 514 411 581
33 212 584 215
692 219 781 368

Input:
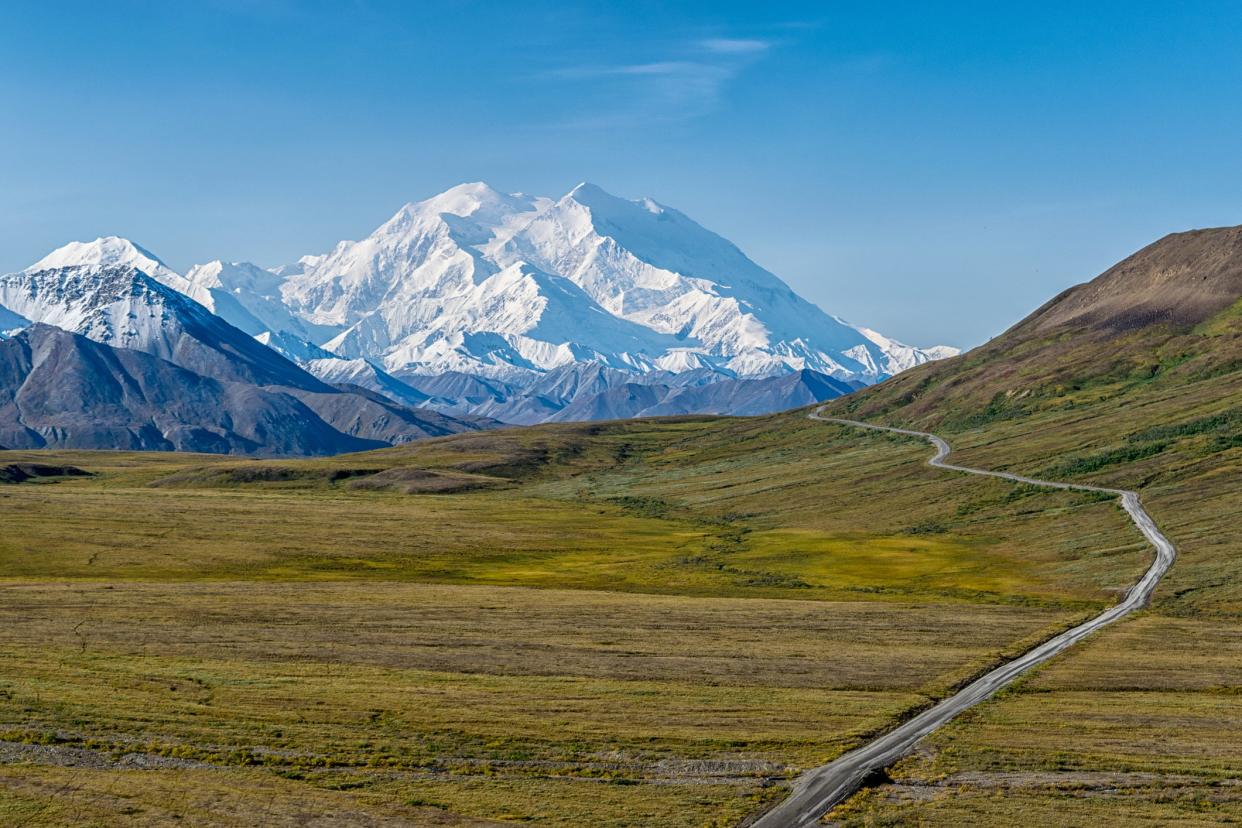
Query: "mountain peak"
446 181 502 197
0 262 331 391
563 183 669 223
410 181 532 220
31 235 162 269
21 182 956 388
29 236 190 292
565 181 620 205
568 181 605 195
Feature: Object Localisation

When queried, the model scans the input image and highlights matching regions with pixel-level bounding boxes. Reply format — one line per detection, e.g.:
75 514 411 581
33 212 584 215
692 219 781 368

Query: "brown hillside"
1015 225 1242 336
833 224 1242 428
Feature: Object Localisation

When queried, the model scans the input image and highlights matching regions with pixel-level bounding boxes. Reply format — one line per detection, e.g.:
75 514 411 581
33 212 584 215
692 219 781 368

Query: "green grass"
813 261 1242 825
0 408 1154 825
0 414 1145 607
8 292 1239 825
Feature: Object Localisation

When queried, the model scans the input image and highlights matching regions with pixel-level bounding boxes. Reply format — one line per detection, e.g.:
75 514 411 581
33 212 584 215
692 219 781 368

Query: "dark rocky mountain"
391 362 850 424
0 325 376 454
287 384 487 445
0 265 491 454
393 370 520 404
0 326 487 455
0 265 324 390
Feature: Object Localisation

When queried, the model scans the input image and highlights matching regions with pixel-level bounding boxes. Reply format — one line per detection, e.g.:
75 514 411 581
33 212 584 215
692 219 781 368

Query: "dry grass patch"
0 580 1080 825
0 764 500 827
834 614 1242 825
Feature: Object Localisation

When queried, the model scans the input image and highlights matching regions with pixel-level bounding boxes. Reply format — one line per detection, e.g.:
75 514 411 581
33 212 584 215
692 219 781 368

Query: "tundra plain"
0 413 1152 826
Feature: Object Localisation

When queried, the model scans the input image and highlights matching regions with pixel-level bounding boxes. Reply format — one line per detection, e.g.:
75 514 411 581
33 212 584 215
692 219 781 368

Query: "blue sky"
3 1 1241 348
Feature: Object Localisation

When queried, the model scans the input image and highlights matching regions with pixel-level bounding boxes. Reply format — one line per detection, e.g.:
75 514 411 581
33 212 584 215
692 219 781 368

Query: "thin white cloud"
614 61 699 76
699 38 770 54
543 36 774 127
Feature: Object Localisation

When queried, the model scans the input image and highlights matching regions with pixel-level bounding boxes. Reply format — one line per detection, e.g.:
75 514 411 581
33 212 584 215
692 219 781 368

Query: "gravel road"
748 410 1178 827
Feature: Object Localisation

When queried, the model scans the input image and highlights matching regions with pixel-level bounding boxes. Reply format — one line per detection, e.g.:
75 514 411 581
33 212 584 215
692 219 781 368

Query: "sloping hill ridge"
806 230 1242 825
837 224 1242 429
827 221 1242 618
1018 225 1242 335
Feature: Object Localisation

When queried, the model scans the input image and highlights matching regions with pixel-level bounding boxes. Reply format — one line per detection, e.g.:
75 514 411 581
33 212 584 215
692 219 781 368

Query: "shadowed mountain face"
834 224 1242 428
0 265 491 454
283 384 488 445
0 265 325 390
547 369 854 422
388 361 851 424
0 326 385 455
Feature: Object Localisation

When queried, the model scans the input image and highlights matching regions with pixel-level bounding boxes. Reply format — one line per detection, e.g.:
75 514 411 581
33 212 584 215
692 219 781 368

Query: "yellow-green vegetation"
0 764 498 827
0 406 1150 825
829 614 1242 826
0 416 1146 605
820 234 1242 824
0 581 1079 826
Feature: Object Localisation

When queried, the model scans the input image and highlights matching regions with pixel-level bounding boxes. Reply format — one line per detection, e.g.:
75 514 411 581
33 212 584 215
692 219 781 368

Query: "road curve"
748 408 1178 828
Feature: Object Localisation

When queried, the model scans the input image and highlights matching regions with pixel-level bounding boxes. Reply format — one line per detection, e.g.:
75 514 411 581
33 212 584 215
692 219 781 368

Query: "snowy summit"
12 182 957 392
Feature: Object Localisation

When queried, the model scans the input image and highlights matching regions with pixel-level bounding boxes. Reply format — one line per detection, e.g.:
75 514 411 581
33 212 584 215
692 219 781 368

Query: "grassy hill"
819 225 1242 824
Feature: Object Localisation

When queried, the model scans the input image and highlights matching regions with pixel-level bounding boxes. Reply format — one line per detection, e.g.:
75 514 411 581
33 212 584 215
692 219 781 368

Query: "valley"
0 408 1146 826
3 223 1238 825
7 5 1242 825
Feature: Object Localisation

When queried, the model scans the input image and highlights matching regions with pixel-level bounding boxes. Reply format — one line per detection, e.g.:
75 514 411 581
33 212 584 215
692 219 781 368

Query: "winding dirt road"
748 409 1178 828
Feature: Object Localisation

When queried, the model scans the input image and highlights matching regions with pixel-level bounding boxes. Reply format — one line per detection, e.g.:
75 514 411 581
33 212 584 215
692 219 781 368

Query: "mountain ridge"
29 182 955 387
833 221 1242 428
0 265 491 453
0 324 384 455
7 182 963 429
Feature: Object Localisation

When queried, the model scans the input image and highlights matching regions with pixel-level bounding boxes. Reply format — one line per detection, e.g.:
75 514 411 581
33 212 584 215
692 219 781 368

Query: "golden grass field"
0 409 1156 826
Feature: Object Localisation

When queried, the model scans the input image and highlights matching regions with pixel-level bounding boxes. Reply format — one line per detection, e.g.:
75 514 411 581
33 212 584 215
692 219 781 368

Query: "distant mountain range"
0 183 958 454
0 266 488 453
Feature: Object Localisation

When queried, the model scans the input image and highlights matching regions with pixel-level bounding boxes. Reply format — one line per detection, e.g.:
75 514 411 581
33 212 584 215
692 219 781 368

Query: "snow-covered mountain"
183 260 339 344
29 236 191 294
0 263 489 451
0 324 383 455
15 183 957 426
264 182 956 382
0 264 321 389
